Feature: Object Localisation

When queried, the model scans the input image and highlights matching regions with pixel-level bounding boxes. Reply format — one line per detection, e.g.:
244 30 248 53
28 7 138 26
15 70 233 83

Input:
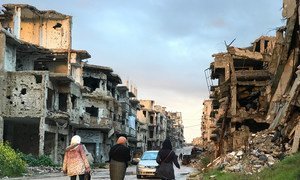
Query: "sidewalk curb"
2 173 65 180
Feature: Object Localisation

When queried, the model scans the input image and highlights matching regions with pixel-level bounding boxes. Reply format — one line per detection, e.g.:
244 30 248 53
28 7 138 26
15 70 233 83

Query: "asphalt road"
6 165 197 180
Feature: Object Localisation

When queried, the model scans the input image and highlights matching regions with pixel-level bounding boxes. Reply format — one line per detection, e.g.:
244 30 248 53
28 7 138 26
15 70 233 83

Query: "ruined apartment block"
201 100 214 144
0 4 140 164
78 64 124 163
136 104 148 152
116 83 140 151
0 4 85 164
204 1 300 157
266 0 300 153
154 105 168 147
137 100 160 150
205 35 277 156
201 99 219 159
167 111 184 149
0 4 187 165
137 100 171 150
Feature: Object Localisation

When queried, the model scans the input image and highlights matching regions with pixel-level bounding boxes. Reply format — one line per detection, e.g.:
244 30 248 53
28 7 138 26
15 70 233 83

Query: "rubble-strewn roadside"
190 129 291 175
24 166 62 176
199 0 300 170
220 130 284 174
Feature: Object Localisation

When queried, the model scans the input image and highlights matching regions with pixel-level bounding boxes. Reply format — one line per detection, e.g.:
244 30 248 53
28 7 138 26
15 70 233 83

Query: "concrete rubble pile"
219 130 285 174
25 166 61 176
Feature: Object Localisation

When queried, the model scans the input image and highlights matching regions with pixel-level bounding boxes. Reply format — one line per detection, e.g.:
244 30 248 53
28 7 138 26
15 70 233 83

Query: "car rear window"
141 152 158 160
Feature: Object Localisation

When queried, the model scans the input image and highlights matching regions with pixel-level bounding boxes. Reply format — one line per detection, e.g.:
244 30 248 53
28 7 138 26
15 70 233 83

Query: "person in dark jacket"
156 139 180 180
109 136 131 180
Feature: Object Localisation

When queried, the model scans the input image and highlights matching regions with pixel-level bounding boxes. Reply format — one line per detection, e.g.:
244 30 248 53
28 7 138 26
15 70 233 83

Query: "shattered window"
86 106 98 117
84 76 100 91
71 95 77 109
59 93 68 112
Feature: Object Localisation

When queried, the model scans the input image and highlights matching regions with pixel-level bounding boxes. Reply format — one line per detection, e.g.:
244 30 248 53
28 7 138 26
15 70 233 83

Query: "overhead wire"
184 124 201 128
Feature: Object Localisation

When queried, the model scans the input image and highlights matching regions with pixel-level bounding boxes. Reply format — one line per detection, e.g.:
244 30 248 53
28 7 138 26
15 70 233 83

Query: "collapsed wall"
202 0 300 160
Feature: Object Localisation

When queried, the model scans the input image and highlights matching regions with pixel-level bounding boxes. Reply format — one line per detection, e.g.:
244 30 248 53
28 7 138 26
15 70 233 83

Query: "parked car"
136 150 159 179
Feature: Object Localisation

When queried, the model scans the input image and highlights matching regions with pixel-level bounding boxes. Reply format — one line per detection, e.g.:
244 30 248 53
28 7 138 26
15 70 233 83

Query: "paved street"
6 165 197 180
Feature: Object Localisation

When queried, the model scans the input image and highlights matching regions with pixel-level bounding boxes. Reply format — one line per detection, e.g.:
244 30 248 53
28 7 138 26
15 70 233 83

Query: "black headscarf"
162 139 172 150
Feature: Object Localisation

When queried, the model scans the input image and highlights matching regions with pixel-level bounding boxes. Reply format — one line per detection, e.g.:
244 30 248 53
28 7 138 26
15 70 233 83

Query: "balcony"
160 136 165 141
118 97 130 104
47 111 69 122
68 109 84 125
121 103 130 112
113 121 122 133
122 125 130 135
82 89 113 101
235 70 271 81
148 122 157 127
129 128 136 137
89 117 113 131
139 124 148 131
99 118 113 129
78 112 91 127
137 134 144 141
148 137 156 141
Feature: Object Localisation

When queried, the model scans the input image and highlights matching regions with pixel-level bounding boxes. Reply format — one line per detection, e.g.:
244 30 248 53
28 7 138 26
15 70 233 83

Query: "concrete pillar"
0 32 6 70
231 84 237 116
0 116 3 143
54 130 58 164
96 142 100 162
13 7 21 39
66 134 69 147
39 117 45 156
0 32 5 143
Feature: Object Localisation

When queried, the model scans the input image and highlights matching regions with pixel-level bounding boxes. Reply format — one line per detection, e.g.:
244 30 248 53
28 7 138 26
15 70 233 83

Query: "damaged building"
202 0 300 159
0 4 140 164
0 4 87 163
0 4 186 165
137 100 166 150
207 36 275 156
137 100 185 150
167 111 185 149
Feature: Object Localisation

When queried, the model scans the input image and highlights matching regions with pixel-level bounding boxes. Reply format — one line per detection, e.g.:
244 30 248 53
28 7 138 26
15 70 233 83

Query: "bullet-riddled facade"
0 4 84 164
0 4 186 165
0 4 138 163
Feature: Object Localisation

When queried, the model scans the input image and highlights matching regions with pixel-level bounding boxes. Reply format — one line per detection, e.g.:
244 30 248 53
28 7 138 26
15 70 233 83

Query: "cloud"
2 0 284 142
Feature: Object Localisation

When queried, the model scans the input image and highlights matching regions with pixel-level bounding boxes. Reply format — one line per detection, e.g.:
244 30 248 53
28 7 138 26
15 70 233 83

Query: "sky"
2 0 284 143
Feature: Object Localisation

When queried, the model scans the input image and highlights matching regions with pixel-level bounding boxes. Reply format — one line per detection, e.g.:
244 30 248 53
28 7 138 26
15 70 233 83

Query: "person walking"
62 135 91 180
156 139 180 180
179 153 183 161
109 136 131 180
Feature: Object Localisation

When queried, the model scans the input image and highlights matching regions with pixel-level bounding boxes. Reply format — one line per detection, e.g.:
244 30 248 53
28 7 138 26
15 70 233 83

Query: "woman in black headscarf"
156 139 180 180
